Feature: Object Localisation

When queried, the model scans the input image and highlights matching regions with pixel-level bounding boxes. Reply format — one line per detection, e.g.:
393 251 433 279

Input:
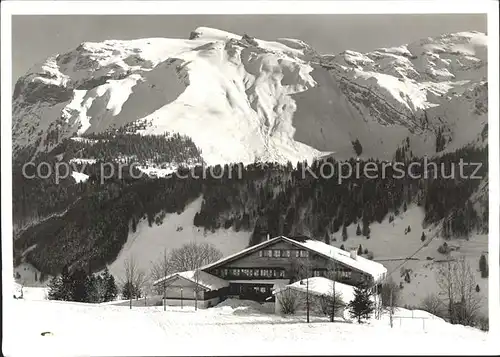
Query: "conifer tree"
70 267 88 302
47 275 63 300
348 284 374 323
356 223 361 236
421 232 426 242
479 254 488 278
85 273 99 303
60 265 73 301
362 219 370 237
324 231 330 245
357 244 363 256
103 268 118 302
342 225 348 241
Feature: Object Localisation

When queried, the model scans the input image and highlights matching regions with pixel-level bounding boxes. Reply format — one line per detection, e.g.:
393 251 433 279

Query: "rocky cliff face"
12 28 487 165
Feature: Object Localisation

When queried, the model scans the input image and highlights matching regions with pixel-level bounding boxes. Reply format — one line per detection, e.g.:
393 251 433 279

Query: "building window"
294 250 300 258
313 269 323 277
253 269 260 277
260 287 267 293
299 250 309 258
283 250 291 258
273 250 281 258
278 270 285 278
261 269 272 277
220 269 227 277
258 251 263 258
261 250 272 258
231 268 240 277
336 269 351 279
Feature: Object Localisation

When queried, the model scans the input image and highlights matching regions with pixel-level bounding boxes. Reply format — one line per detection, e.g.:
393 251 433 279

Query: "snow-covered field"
3 293 493 357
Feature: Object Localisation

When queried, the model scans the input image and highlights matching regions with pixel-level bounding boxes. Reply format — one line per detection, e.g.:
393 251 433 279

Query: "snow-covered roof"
153 270 229 291
200 236 285 271
296 239 388 282
274 277 356 304
201 235 387 282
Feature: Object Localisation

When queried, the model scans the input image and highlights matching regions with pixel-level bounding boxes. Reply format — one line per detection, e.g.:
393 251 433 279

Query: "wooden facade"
202 238 374 302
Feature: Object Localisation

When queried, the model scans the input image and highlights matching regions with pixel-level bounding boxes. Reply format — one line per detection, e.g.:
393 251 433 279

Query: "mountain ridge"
12 28 487 166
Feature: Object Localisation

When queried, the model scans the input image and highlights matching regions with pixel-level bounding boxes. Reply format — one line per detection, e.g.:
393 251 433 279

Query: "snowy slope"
327 205 489 315
108 196 250 280
4 298 492 357
13 28 487 165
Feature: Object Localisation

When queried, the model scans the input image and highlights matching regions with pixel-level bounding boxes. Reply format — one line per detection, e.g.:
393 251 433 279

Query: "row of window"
253 286 270 294
258 249 309 258
228 284 272 295
312 269 352 279
215 268 286 279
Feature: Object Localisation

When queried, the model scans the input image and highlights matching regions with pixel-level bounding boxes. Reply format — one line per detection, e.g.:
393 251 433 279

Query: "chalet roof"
200 235 387 282
152 270 229 291
298 239 387 282
274 277 356 304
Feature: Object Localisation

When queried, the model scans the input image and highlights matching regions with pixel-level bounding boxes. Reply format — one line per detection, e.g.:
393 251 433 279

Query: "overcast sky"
12 14 486 82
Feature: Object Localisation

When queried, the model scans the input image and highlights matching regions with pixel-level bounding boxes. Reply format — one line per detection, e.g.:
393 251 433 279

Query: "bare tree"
277 288 301 314
380 279 400 325
168 242 223 272
288 257 313 323
150 249 173 311
193 268 201 311
436 256 483 325
420 293 445 318
142 279 153 307
168 242 222 312
18 279 26 299
321 260 345 322
122 255 147 309
436 259 456 321
317 289 345 322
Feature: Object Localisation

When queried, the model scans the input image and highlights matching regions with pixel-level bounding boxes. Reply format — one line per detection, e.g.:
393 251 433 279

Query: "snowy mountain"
12 28 487 165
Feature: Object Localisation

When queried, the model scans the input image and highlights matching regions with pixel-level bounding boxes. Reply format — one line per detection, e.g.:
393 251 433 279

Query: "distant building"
153 235 387 308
